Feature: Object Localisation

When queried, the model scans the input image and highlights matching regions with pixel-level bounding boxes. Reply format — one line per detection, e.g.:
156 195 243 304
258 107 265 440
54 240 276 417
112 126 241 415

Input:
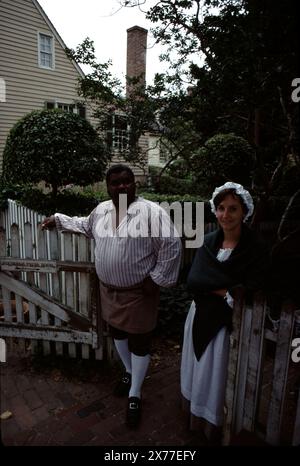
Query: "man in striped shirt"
42 164 182 428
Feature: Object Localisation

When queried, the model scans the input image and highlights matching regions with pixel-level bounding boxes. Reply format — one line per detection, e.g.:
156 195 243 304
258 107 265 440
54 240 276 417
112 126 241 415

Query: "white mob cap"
209 181 254 222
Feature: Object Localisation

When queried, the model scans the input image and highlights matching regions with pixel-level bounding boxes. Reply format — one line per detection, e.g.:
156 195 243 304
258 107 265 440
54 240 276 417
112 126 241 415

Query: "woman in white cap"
180 182 269 444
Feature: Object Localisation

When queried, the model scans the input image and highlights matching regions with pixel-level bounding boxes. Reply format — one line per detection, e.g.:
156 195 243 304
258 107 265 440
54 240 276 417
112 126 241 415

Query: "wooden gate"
223 289 300 446
0 200 103 359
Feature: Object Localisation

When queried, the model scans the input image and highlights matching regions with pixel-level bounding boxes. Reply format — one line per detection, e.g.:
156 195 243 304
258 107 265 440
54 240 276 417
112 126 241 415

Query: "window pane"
40 34 52 52
39 34 53 68
40 52 52 68
106 113 129 152
115 115 127 130
159 140 169 163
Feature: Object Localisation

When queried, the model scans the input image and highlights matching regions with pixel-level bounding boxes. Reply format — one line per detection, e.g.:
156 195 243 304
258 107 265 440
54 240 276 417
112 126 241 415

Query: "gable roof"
32 0 85 78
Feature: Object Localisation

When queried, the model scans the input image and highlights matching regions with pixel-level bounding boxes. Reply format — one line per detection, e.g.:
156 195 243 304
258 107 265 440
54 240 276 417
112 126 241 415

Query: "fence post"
78 235 91 359
91 271 103 360
0 225 6 256
266 299 296 445
243 291 266 431
38 225 51 355
50 229 63 356
293 387 300 445
223 287 245 445
63 233 76 358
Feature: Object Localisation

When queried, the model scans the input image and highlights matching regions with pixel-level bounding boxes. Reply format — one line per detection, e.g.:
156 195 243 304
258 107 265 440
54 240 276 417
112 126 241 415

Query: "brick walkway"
0 338 206 447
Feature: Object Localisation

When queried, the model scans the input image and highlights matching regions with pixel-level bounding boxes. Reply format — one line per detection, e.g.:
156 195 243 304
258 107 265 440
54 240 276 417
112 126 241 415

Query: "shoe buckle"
129 402 138 410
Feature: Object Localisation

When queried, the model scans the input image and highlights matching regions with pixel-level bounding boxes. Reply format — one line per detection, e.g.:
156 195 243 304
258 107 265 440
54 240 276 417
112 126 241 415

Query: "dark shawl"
187 224 269 360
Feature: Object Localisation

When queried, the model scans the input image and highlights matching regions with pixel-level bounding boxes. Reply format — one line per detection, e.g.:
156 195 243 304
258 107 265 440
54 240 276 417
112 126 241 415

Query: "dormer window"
38 33 54 69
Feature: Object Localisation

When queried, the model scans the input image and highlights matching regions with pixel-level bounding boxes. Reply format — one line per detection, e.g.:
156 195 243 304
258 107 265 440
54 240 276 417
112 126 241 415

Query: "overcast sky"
38 0 166 86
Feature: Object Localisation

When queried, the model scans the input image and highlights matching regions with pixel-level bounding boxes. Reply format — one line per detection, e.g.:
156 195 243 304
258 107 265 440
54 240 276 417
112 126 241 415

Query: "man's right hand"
41 215 56 230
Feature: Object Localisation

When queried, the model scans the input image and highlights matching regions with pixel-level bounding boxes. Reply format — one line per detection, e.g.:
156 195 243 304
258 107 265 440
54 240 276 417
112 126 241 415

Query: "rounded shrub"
191 133 254 194
2 109 109 196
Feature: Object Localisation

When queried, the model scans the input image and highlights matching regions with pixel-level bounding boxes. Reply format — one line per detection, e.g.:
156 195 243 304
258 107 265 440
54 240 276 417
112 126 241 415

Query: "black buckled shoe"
113 372 131 397
126 396 141 429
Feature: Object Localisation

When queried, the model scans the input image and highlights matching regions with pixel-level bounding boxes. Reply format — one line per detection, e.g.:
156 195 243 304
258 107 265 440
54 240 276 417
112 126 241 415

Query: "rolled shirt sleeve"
149 206 182 287
54 211 95 238
150 237 182 287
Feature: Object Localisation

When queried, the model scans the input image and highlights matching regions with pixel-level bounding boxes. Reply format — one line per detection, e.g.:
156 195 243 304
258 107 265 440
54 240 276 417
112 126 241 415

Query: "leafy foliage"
156 282 193 339
191 133 254 194
62 1 299 227
0 180 206 217
139 191 202 204
66 41 158 172
2 110 109 196
0 181 109 216
121 0 299 219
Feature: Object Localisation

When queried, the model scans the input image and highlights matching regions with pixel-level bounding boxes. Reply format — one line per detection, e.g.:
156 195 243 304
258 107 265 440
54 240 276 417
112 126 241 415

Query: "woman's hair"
213 188 248 215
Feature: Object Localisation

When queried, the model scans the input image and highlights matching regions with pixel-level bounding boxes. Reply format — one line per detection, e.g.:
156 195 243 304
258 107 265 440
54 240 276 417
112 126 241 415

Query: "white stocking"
114 339 132 374
129 353 150 399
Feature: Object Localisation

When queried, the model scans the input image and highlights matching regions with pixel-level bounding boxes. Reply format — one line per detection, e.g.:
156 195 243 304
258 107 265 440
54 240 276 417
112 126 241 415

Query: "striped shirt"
55 197 182 288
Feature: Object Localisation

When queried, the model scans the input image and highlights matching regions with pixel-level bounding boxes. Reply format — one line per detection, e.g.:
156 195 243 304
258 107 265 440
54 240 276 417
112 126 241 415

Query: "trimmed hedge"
0 181 294 223
0 183 108 216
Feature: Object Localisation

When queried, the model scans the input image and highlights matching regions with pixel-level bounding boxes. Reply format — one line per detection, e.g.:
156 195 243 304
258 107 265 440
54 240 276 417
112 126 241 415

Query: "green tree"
192 133 254 195
65 1 299 219
66 39 159 172
2 109 109 196
121 0 300 220
65 35 206 181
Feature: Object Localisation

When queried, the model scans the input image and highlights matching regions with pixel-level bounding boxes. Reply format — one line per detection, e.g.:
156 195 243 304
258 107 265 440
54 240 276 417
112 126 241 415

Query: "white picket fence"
0 199 102 360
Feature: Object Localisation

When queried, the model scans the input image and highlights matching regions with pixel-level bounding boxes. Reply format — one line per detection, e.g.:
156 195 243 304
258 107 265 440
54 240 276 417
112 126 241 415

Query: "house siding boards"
0 0 86 172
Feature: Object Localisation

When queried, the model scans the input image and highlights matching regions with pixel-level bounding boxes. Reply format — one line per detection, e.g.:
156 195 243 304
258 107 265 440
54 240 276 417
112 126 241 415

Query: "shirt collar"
105 196 142 213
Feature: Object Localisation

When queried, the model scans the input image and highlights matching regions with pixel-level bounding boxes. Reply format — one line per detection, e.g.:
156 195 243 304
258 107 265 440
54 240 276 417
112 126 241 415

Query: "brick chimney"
126 26 148 97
